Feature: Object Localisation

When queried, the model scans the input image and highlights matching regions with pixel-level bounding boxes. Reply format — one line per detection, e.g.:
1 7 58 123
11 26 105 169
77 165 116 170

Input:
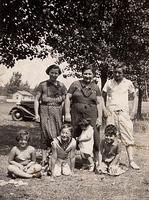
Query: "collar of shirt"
47 80 59 86
113 78 126 85
105 139 118 146
57 136 72 145
80 80 95 89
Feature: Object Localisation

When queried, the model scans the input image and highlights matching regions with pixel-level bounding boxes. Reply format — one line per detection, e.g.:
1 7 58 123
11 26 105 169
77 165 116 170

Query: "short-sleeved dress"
37 80 67 149
68 80 101 151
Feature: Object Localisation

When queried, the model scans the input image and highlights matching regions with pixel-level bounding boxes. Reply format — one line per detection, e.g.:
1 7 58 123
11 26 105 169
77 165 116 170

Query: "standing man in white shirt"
102 65 139 170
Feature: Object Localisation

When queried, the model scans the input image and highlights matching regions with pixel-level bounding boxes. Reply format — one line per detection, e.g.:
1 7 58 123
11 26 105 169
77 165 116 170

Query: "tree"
0 0 148 117
5 72 22 95
20 81 31 92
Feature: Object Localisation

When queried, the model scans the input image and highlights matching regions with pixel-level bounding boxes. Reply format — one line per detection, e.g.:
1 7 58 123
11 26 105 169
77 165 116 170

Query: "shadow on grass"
0 124 41 155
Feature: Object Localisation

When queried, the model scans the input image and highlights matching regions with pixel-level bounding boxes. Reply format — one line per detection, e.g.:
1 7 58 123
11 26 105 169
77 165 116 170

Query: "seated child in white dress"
77 118 94 172
99 124 125 176
50 123 76 177
8 129 42 178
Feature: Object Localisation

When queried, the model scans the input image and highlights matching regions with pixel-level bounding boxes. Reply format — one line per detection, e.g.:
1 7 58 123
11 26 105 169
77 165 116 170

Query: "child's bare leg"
8 165 32 178
42 149 47 166
26 164 42 174
88 156 94 172
126 145 139 170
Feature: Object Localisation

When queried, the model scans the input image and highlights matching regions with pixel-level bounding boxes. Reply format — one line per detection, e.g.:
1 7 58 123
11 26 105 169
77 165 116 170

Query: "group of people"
7 64 140 179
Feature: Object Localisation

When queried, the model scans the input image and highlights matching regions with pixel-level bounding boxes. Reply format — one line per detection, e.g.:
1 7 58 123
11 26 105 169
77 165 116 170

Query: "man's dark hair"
104 124 117 137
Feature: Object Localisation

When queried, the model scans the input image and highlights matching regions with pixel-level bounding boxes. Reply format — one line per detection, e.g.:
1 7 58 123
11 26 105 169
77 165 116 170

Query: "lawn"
0 102 149 200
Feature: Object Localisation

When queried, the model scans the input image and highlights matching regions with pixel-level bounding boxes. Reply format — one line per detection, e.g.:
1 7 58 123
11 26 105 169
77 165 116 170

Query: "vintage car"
9 101 36 121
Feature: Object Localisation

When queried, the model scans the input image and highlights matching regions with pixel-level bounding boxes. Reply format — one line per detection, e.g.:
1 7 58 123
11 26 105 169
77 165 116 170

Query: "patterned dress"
37 80 67 149
68 80 101 151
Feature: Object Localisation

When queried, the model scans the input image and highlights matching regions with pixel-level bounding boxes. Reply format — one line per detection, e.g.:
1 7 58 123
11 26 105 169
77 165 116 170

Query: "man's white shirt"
103 78 135 113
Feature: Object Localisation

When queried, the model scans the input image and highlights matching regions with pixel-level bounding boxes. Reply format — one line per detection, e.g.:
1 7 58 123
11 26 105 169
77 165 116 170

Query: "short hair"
81 66 95 75
79 118 91 128
16 129 30 142
46 64 61 75
60 123 73 135
113 64 125 73
104 124 117 137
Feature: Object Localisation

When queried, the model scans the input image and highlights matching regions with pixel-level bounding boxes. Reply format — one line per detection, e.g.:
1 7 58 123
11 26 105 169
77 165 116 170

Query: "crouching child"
49 123 76 177
99 124 126 176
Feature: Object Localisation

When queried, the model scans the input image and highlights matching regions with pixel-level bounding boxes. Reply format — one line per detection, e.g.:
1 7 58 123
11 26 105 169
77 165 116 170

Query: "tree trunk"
100 64 108 89
136 88 144 120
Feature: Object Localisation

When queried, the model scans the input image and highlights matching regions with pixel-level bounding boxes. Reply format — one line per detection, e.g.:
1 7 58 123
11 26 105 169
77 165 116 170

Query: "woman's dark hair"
81 66 95 75
61 123 73 135
16 129 30 142
46 64 61 75
104 124 117 136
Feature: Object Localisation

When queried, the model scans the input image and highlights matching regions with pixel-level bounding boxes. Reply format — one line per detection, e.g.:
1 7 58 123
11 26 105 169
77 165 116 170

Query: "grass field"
0 102 149 200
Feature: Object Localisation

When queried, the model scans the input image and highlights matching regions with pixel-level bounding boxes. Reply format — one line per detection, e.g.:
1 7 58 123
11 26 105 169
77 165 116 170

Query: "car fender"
9 107 21 115
9 106 35 118
17 105 35 117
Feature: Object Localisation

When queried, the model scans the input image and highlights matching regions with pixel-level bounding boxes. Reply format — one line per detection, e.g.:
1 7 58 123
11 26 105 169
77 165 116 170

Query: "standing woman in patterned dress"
65 65 102 170
34 65 67 166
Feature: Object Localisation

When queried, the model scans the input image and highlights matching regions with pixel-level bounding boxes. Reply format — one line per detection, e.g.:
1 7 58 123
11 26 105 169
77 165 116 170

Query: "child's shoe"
130 161 140 170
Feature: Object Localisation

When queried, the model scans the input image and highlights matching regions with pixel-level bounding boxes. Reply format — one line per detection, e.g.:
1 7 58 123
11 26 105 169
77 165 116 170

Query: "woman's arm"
96 96 102 127
65 93 72 122
34 92 41 120
42 95 64 103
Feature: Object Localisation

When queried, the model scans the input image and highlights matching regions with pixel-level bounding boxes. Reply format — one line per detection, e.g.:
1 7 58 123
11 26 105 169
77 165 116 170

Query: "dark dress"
68 80 101 151
37 80 67 149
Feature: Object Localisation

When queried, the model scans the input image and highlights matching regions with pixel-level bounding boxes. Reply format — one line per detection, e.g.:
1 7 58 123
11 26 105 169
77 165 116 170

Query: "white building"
12 90 34 102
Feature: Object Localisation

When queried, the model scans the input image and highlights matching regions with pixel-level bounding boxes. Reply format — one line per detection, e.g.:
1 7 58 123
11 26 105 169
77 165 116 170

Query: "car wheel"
11 109 23 121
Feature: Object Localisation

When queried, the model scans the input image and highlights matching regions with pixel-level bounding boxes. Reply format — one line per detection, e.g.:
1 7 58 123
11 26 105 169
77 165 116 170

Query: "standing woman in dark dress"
34 65 67 166
65 66 102 169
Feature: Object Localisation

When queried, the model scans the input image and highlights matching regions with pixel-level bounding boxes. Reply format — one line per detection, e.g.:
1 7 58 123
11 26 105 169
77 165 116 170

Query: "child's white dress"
78 125 94 156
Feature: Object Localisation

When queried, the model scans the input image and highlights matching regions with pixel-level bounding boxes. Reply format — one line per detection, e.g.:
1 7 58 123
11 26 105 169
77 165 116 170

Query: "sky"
0 56 67 88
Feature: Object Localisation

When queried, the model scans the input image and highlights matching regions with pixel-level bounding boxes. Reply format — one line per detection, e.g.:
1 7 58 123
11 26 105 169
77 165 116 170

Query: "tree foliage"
0 0 148 69
0 0 148 117
5 72 31 95
5 72 22 94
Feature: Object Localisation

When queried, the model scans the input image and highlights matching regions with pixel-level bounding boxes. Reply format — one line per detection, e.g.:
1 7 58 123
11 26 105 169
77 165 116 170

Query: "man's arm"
130 91 138 120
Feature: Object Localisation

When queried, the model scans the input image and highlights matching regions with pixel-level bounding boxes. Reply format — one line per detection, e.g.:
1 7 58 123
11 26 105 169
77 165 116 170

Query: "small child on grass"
99 124 126 176
7 129 42 179
77 118 94 172
49 123 76 177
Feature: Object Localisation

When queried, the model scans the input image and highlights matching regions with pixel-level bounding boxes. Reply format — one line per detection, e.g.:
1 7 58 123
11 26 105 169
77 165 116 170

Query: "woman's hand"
96 117 102 127
65 113 71 122
34 114 40 122
103 108 112 118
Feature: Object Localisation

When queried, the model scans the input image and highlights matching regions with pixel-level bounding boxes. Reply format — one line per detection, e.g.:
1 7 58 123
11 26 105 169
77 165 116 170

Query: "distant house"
12 90 34 102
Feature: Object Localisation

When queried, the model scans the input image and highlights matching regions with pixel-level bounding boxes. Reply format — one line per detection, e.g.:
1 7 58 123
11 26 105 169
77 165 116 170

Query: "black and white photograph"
0 1 149 199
